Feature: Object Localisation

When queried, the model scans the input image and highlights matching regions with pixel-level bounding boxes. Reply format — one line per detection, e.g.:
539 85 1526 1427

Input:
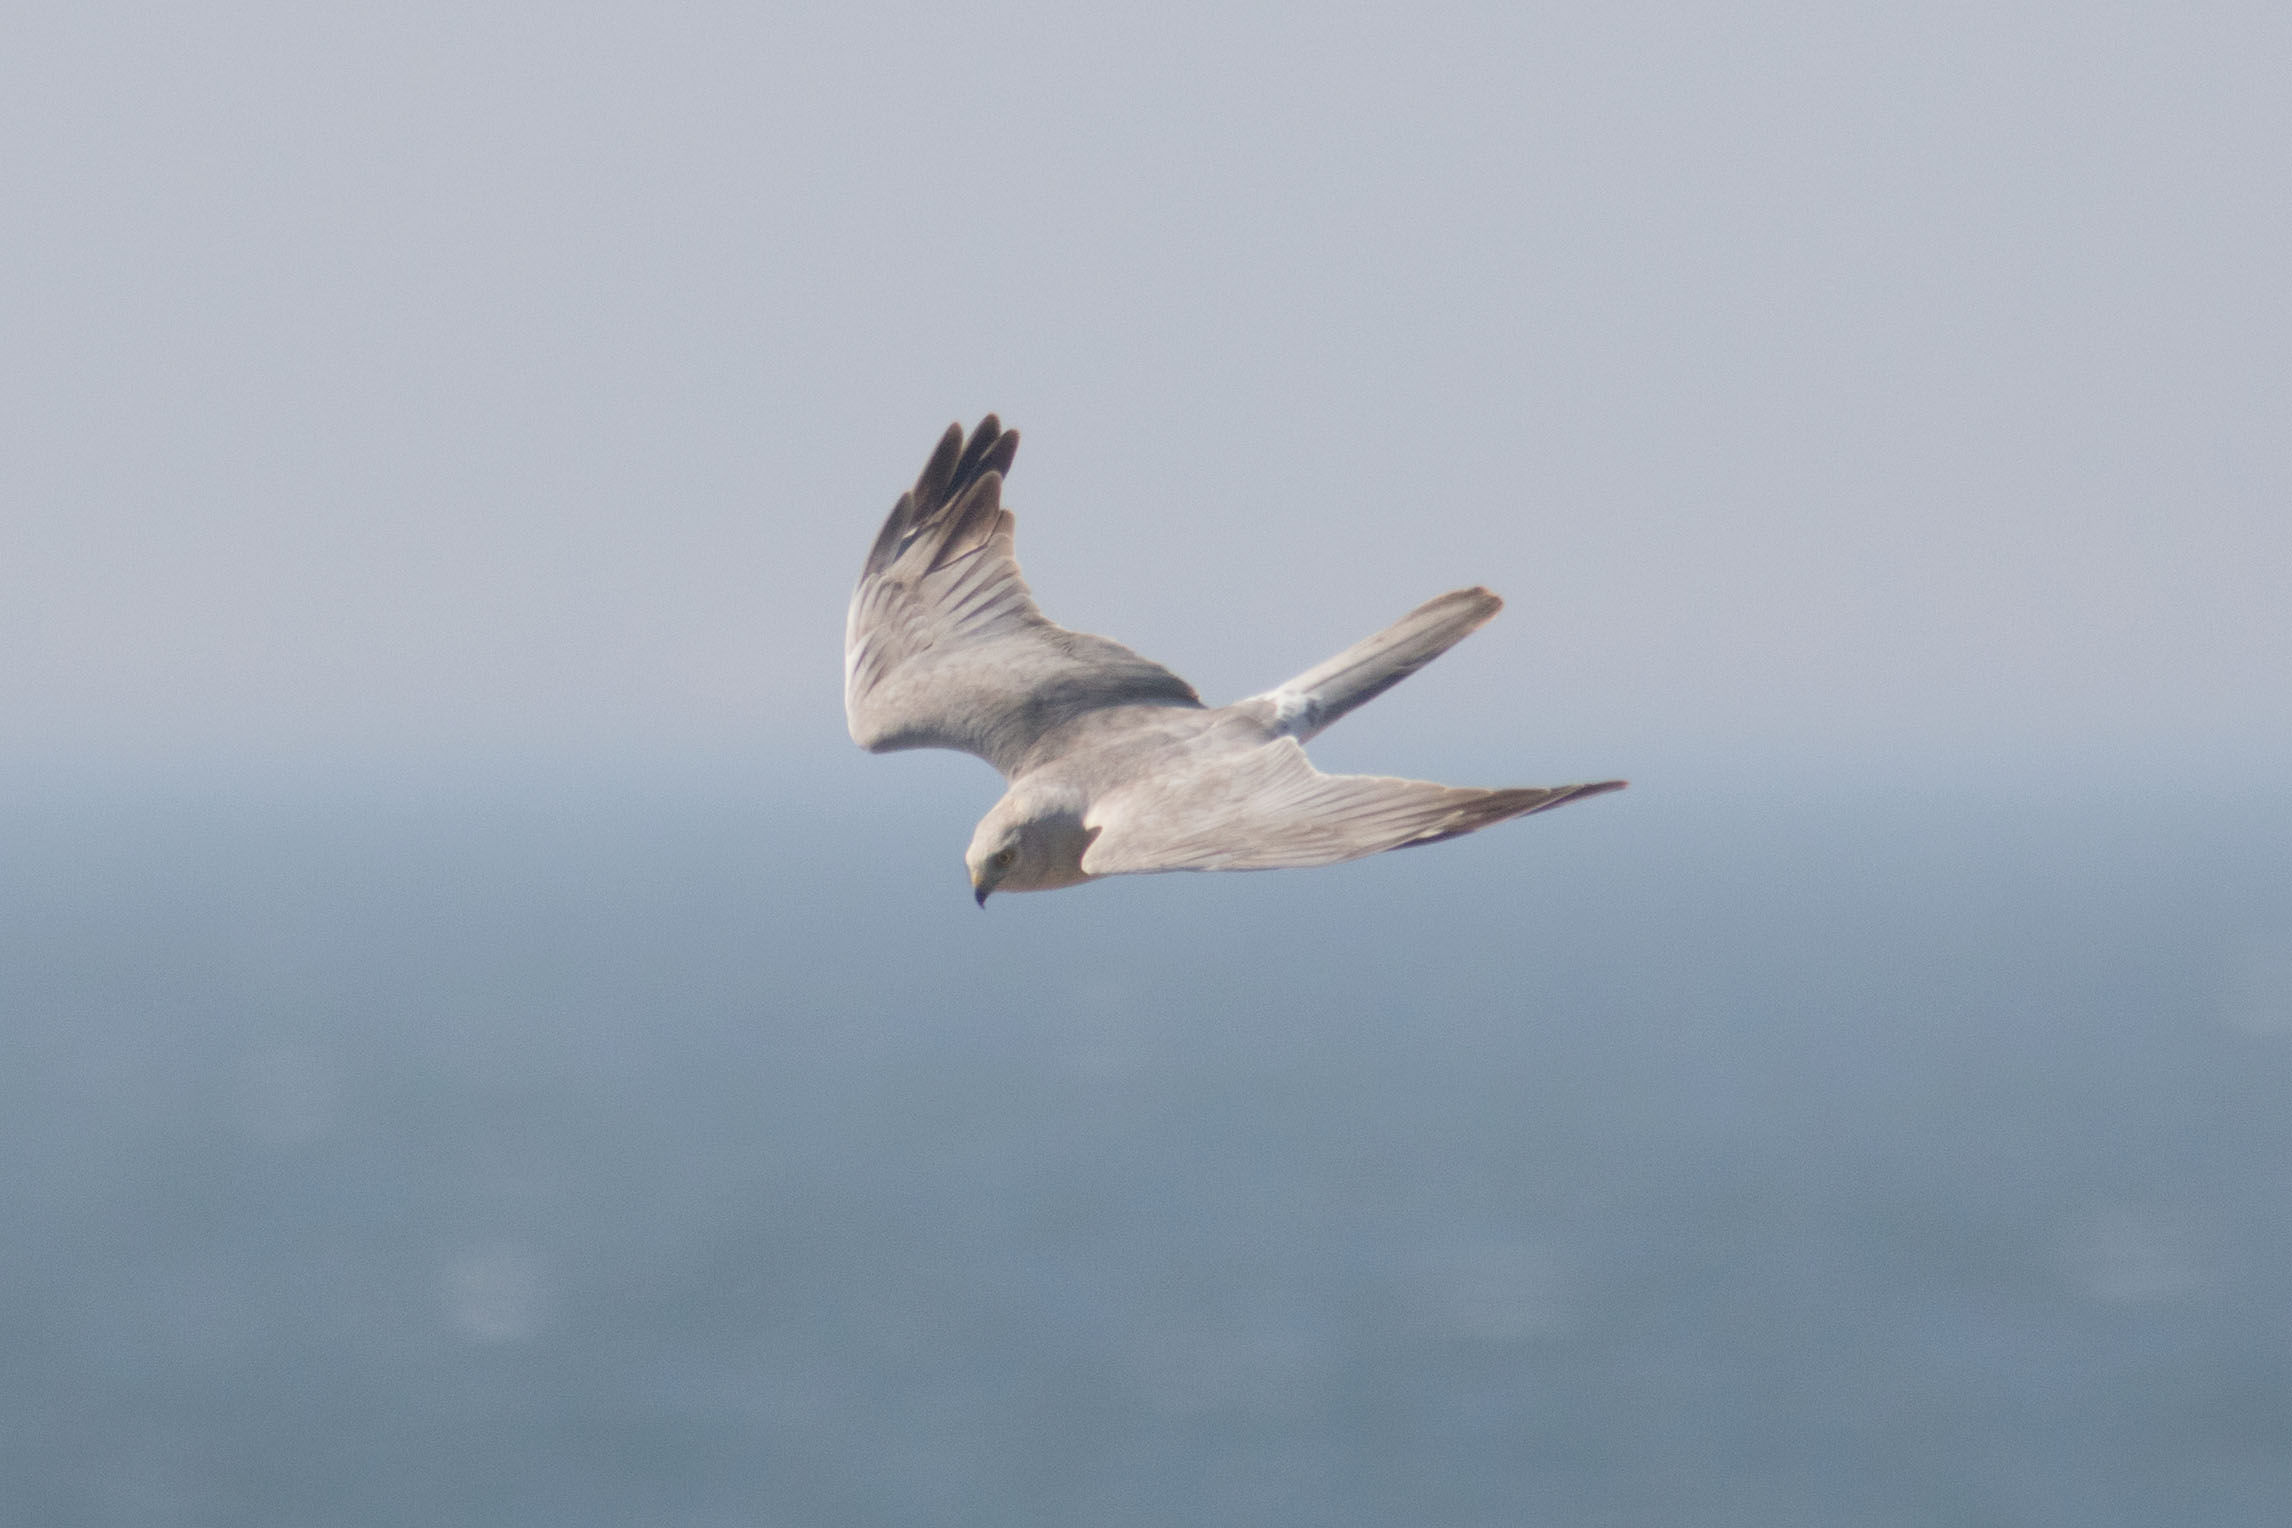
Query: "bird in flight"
845 417 1625 903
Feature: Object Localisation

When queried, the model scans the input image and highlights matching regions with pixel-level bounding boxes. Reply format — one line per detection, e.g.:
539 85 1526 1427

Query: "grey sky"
5 3 2286 776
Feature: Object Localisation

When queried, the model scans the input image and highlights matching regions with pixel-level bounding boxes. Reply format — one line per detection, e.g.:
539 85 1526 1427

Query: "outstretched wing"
845 416 1202 777
1082 738 1624 876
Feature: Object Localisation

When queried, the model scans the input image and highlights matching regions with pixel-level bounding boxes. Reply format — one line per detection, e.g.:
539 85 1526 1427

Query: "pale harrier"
846 417 1624 902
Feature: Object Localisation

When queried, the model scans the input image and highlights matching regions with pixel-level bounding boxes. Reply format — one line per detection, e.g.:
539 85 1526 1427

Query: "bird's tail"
1249 587 1503 742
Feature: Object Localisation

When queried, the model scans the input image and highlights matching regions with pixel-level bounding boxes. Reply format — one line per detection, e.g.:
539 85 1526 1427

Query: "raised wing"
845 416 1202 776
1082 738 1624 876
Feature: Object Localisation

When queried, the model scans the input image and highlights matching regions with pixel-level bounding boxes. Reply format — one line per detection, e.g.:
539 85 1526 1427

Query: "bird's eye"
992 847 1017 870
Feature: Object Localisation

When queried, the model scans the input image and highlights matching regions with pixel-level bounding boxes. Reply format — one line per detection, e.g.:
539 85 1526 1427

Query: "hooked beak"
974 883 990 908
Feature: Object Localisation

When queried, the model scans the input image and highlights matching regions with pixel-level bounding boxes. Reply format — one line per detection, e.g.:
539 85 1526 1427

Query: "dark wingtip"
977 427 1018 483
868 416 1020 578
863 489 919 575
950 415 1017 496
926 468 1005 572
1552 779 1629 807
912 423 965 509
951 414 998 478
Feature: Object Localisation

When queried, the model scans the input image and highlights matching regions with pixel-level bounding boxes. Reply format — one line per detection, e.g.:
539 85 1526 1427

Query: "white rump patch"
1264 689 1322 737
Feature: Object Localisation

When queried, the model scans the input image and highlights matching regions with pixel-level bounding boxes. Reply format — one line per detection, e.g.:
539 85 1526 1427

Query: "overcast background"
6 6 2292 1526
6 0 2287 780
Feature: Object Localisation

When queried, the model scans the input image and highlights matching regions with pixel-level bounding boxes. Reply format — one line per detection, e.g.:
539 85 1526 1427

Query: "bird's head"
966 821 1022 906
965 790 1096 905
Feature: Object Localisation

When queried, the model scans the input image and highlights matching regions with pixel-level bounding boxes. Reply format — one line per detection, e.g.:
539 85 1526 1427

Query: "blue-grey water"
4 765 2289 1526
